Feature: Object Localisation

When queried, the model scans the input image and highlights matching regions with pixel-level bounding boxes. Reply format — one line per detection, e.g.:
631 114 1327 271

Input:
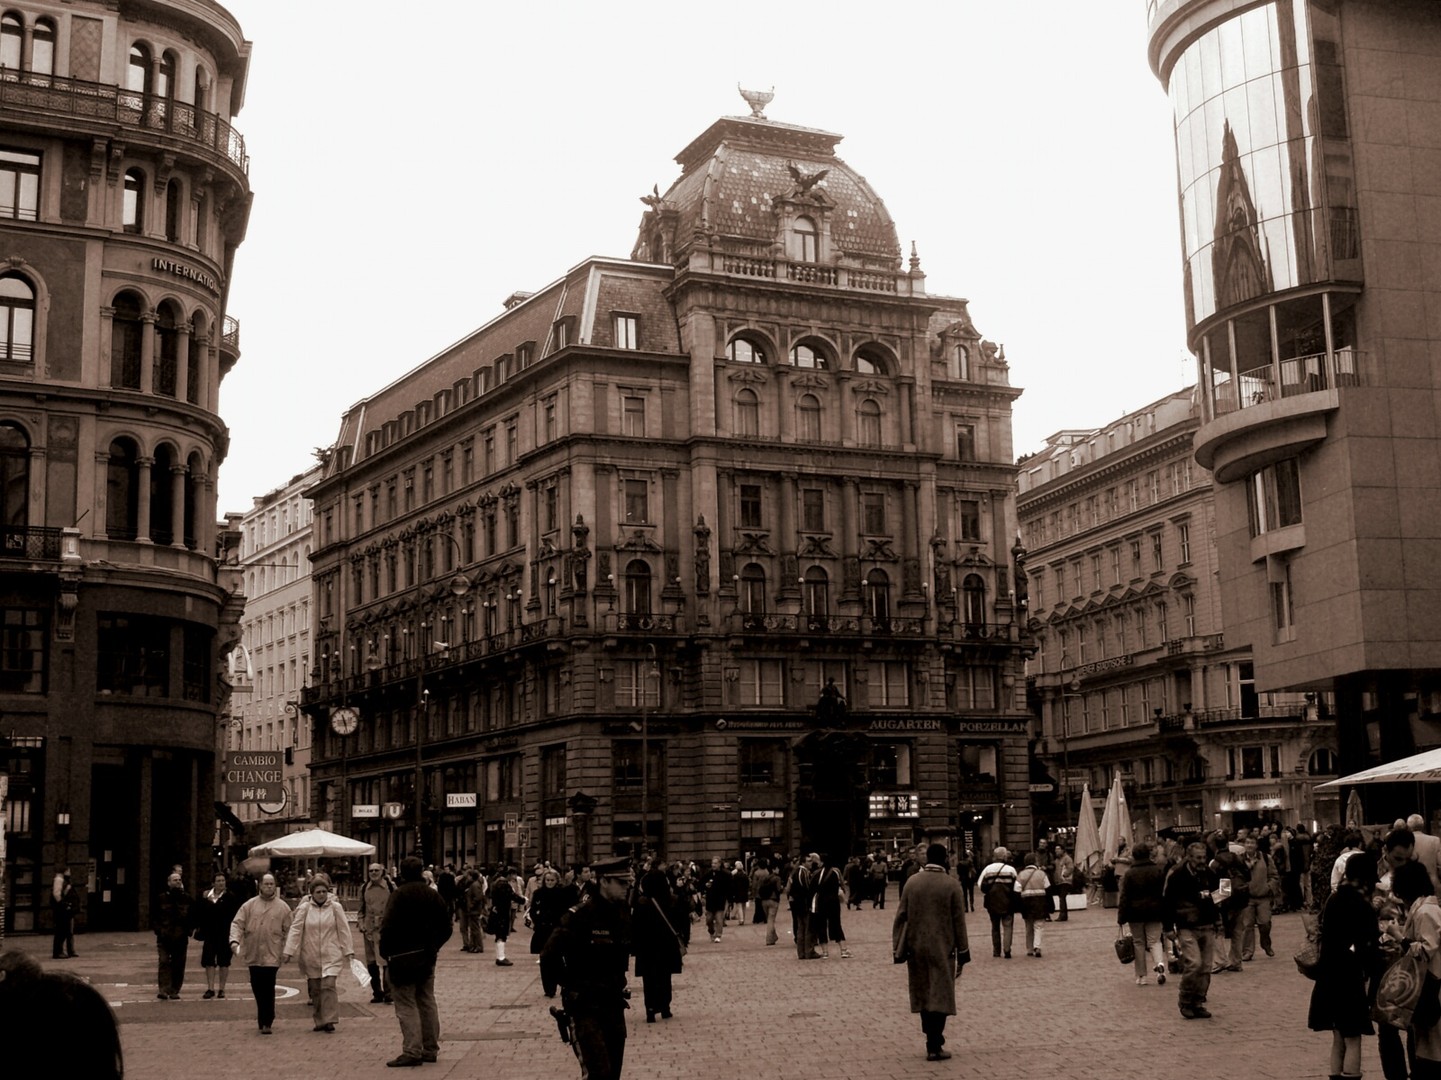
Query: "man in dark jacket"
151 870 193 999
1209 833 1248 972
892 843 969 1061
1163 840 1224 1019
1116 843 1167 984
701 857 729 943
380 856 453 1067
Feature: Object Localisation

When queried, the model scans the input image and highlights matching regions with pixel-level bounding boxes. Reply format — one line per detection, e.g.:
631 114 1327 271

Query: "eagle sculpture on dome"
640 183 666 211
786 161 829 195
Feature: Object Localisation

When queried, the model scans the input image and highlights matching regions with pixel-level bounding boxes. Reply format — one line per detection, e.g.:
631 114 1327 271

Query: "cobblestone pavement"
7 903 1379 1079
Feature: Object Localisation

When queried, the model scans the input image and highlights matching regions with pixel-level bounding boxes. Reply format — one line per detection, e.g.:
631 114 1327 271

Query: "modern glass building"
1148 0 1441 816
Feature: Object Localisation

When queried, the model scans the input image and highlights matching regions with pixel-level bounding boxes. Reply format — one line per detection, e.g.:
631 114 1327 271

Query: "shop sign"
446 793 478 808
351 804 380 819
151 256 221 295
1029 783 1055 793
1075 655 1134 679
223 751 283 802
1224 788 1284 809
383 802 405 819
869 718 944 732
955 719 1029 735
869 792 919 818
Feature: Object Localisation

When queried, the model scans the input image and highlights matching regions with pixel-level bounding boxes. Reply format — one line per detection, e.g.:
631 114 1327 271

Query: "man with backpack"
1239 834 1280 961
1208 831 1248 972
978 846 1019 959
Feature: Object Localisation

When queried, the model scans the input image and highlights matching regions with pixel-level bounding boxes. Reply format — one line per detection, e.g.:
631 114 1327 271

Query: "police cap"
592 857 633 880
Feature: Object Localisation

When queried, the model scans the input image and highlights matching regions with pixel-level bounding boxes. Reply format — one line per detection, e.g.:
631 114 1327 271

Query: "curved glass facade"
1168 0 1360 329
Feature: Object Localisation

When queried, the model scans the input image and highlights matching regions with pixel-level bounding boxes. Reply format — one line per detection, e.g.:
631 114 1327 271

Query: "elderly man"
1408 813 1441 890
978 846 1018 959
381 856 453 1068
892 843 969 1061
229 872 293 1034
359 862 395 1003
1164 840 1223 1019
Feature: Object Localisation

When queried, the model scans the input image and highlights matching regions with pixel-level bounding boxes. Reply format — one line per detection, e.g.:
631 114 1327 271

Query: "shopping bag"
1376 951 1428 1028
1114 933 1135 965
349 956 372 990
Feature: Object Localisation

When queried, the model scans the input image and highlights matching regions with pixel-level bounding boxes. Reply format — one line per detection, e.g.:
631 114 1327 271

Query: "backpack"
983 873 1014 915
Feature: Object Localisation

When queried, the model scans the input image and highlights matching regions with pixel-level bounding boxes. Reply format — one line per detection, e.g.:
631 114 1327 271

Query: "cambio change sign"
224 751 284 803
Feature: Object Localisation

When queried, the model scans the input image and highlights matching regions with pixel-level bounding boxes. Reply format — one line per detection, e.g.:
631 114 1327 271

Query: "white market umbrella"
1315 746 1441 788
1099 775 1133 866
1073 783 1102 877
247 828 376 859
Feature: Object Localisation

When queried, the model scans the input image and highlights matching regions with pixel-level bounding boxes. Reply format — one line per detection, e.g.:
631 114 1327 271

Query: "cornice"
1017 428 1200 513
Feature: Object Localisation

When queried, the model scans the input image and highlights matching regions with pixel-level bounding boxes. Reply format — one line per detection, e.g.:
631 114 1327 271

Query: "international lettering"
151 256 222 294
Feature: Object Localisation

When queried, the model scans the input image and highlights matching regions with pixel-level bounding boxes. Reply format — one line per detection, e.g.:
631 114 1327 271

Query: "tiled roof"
651 115 900 264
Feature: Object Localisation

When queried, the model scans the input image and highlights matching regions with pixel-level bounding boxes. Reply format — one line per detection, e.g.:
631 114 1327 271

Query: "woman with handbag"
1307 852 1382 1080
1117 842 1168 986
631 868 684 1023
1393 860 1441 1078
525 868 572 996
280 874 356 1033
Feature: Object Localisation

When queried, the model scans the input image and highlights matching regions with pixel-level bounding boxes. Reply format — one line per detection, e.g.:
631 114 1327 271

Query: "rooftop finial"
738 84 774 119
909 240 921 272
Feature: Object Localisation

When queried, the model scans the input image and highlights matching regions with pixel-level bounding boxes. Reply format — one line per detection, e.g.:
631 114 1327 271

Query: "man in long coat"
892 842 970 1061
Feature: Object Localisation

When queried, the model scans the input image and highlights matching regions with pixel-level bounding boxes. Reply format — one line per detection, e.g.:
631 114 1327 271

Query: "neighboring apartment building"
224 465 320 846
1147 1 1441 820
1020 389 1340 835
303 95 1035 869
0 1 251 932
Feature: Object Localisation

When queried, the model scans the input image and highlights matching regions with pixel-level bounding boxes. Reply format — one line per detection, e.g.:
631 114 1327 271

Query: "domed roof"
635 104 901 269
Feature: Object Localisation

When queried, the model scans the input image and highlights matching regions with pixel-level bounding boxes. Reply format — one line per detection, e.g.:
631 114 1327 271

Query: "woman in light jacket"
281 873 355 1032
1394 860 1441 1076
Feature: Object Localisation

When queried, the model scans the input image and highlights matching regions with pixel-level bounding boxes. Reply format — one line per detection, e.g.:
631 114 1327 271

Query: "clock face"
258 787 288 816
331 706 360 736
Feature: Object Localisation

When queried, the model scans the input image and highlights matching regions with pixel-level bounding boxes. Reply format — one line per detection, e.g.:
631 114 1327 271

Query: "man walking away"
892 843 970 1061
755 861 783 946
978 847 1018 959
381 856 453 1067
229 872 293 1034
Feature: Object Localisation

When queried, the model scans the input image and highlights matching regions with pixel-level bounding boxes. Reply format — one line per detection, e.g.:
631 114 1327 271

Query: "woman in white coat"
282 874 356 1032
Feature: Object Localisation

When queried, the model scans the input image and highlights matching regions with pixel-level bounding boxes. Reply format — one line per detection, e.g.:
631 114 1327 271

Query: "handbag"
1377 950 1431 1027
1295 911 1321 980
1114 932 1136 966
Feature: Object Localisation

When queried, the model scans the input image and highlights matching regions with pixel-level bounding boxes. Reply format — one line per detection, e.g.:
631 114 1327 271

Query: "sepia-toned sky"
215 1 1190 511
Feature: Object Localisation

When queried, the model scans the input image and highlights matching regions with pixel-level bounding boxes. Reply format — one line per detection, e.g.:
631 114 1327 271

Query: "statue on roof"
738 84 774 119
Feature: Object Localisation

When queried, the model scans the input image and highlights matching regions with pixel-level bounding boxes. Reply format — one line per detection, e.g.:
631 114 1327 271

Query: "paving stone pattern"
9 904 1379 1079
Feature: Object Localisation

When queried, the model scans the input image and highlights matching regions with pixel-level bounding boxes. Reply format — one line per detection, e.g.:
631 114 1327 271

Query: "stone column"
175 321 192 403
716 469 734 593
837 375 854 444
774 368 791 442
840 479 859 602
777 472 798 600
903 481 922 598
170 465 186 546
135 456 153 543
98 307 114 387
93 450 110 535
139 312 155 392
899 380 914 446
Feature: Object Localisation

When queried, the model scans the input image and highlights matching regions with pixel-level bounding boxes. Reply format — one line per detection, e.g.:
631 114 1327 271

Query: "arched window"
952 344 970 380
150 443 176 545
154 302 179 396
126 44 151 94
796 393 821 442
855 347 890 375
962 573 987 628
734 388 760 437
545 563 558 615
792 215 817 262
858 398 882 447
193 65 209 114
1308 748 1338 776
740 562 767 615
123 169 144 233
624 559 651 615
105 437 140 540
188 311 206 404
727 336 766 364
803 566 829 619
157 49 176 101
31 19 55 76
194 190 208 251
0 274 34 363
0 14 21 70
110 292 143 388
789 342 827 369
165 180 182 242
0 422 29 528
865 568 890 620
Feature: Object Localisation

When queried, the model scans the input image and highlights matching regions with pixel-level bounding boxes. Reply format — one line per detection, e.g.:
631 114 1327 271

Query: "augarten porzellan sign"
224 751 283 803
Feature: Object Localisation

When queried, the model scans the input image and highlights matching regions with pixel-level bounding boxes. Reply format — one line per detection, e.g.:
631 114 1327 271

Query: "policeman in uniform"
541 856 634 1080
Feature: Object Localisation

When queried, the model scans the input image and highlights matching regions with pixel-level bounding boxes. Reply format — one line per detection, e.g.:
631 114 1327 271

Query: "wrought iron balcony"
607 612 679 633
0 524 62 560
0 72 248 175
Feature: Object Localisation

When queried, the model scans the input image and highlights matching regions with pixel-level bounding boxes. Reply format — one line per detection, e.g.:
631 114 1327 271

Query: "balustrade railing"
0 71 248 173
0 524 61 560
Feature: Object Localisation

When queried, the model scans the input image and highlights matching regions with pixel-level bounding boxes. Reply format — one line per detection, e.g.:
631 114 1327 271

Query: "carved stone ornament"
851 379 890 396
727 367 769 385
791 372 830 390
618 529 663 553
734 532 775 556
800 534 835 557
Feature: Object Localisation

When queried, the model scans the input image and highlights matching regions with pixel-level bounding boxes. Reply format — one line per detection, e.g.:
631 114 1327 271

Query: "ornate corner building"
0 1 251 932
1147 1 1441 817
1019 389 1342 838
304 98 1034 868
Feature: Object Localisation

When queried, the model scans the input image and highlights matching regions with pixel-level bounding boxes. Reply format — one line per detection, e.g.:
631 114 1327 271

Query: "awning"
1315 746 1441 789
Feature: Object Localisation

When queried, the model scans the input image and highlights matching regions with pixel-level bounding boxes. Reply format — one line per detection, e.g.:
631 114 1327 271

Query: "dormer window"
792 215 818 263
613 314 639 350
